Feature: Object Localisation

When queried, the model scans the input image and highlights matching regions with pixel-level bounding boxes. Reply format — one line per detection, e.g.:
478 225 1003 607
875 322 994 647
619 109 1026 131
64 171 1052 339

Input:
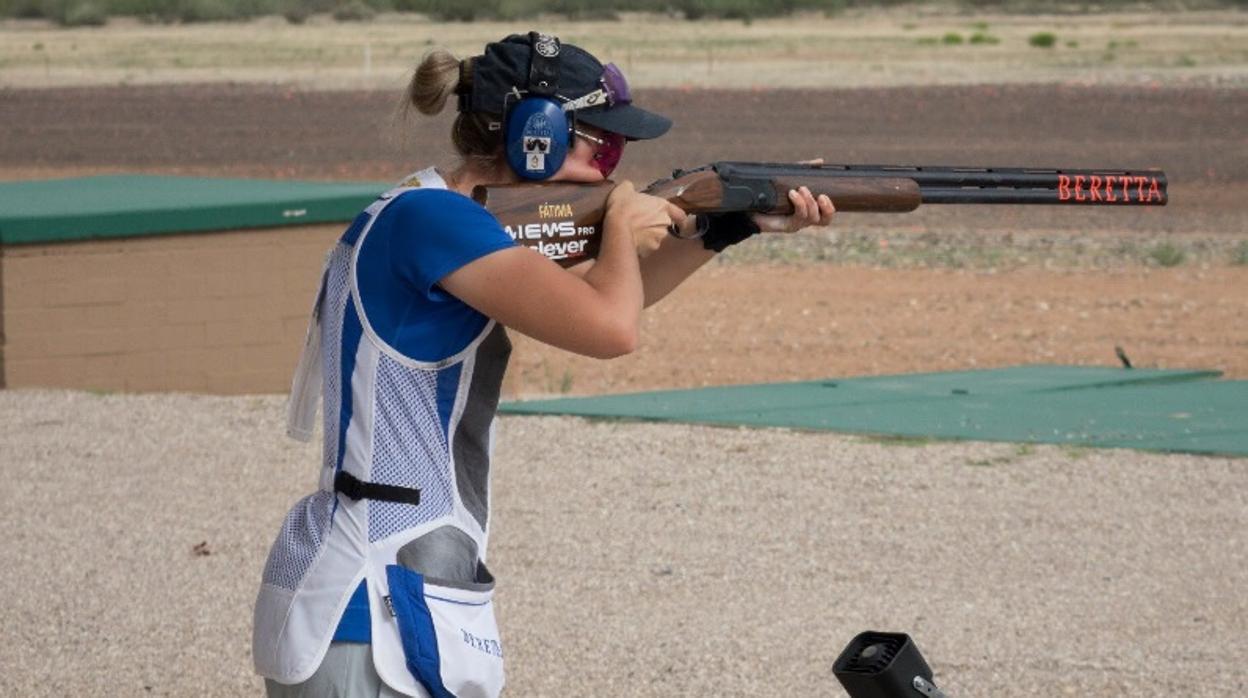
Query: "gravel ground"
0 389 1244 696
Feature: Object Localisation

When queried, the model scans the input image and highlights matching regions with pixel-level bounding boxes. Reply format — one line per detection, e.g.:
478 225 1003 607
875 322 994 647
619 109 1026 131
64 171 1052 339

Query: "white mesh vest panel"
254 168 510 695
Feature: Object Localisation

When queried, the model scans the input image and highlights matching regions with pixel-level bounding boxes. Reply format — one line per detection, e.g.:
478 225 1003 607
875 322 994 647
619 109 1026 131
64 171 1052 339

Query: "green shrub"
332 0 373 19
942 31 964 44
394 0 498 20
298 0 337 13
1232 241 1248 266
969 32 999 45
60 0 107 23
148 0 246 22
103 0 171 20
188 0 235 21
282 3 307 21
673 0 766 21
546 0 617 19
673 0 704 18
7 0 51 18
1147 242 1186 267
433 1 479 20
1029 32 1057 48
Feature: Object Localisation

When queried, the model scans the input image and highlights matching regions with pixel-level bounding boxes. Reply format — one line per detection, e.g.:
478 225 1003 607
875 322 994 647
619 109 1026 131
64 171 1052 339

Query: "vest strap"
334 471 422 506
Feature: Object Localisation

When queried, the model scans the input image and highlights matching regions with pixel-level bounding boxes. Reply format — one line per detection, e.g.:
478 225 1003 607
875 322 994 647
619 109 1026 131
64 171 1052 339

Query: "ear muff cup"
504 97 571 181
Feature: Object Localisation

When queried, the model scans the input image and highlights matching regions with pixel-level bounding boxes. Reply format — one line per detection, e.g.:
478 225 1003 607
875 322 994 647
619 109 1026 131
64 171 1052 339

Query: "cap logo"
534 35 560 58
560 89 607 112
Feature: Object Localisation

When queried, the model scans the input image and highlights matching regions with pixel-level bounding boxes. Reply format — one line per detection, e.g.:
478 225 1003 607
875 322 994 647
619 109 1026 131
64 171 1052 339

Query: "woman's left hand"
749 159 836 234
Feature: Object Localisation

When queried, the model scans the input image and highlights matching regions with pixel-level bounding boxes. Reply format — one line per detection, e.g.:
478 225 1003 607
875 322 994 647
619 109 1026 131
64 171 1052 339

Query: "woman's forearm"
583 217 646 321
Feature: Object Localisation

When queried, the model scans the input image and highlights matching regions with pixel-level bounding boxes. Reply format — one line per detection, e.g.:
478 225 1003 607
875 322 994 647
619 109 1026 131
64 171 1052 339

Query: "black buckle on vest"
334 470 422 506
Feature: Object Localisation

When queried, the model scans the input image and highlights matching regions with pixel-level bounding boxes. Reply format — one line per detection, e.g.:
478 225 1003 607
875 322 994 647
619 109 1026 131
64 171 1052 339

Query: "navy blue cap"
459 33 671 141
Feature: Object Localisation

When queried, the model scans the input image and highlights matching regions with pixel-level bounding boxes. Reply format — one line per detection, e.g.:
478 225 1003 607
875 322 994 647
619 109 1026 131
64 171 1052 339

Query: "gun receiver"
473 161 1168 267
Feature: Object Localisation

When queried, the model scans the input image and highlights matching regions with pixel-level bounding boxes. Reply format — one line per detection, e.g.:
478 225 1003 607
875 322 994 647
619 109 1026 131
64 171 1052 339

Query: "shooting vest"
254 169 511 696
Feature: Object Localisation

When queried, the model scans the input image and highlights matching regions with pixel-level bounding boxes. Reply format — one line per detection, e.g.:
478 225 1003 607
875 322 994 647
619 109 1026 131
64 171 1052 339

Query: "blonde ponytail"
402 49 503 164
408 49 460 115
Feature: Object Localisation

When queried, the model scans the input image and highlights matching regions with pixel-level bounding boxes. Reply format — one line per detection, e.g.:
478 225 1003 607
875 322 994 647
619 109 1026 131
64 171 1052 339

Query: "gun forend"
646 164 921 213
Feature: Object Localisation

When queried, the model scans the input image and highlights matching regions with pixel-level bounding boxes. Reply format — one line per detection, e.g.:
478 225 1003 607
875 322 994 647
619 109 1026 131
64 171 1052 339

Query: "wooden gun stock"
474 161 1166 267
472 182 612 267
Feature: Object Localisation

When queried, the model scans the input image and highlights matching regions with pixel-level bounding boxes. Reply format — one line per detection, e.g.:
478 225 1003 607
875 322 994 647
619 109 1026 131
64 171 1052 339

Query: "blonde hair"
405 49 502 164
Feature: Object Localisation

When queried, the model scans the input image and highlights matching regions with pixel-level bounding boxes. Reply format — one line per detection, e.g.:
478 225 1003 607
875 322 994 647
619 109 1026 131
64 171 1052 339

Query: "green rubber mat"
500 365 1247 456
0 175 387 244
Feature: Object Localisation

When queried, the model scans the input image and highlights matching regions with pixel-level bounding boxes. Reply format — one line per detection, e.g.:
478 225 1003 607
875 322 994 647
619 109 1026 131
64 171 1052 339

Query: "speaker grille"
839 633 904 675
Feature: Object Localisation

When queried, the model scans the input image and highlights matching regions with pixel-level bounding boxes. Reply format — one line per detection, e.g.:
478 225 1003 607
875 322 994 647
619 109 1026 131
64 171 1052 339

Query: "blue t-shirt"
333 187 513 643
353 188 515 363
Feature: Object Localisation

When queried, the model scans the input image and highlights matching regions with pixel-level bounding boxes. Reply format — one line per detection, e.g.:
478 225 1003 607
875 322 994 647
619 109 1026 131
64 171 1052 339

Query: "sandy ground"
507 265 1248 397
0 390 1244 696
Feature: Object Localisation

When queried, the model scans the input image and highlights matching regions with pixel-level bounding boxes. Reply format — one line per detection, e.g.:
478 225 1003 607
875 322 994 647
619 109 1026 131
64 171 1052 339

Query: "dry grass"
2 8 1248 89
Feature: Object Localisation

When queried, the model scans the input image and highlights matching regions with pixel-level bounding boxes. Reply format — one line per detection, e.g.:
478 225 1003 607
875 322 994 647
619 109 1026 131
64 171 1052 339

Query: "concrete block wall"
0 224 342 394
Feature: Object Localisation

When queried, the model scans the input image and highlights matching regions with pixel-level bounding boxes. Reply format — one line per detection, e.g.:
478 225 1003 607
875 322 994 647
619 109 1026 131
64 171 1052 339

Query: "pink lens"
592 131 625 177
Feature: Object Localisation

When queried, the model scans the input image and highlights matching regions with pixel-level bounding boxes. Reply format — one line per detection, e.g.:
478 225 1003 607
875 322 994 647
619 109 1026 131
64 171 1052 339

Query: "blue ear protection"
503 33 573 181
505 97 570 180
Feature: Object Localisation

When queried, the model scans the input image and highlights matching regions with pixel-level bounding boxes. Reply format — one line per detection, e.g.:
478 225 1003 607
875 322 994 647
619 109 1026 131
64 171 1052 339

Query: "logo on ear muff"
505 98 570 180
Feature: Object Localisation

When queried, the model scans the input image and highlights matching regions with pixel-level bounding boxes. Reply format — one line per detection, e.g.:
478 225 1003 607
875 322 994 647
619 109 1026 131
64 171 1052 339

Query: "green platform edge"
0 175 389 244
499 365 1248 457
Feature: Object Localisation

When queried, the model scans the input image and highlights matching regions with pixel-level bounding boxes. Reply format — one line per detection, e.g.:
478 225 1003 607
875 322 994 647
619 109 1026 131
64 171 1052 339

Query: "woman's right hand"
439 183 686 360
605 180 686 259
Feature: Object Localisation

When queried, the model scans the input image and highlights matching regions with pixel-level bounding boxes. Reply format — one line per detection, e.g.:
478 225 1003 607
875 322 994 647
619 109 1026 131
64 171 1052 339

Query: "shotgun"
473 161 1168 267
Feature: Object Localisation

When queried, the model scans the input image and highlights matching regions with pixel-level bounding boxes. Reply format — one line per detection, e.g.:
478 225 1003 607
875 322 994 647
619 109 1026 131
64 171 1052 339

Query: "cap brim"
577 104 671 141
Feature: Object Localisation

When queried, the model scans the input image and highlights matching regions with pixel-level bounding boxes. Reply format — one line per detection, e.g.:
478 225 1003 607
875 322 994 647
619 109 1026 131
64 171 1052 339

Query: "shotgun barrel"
695 162 1168 207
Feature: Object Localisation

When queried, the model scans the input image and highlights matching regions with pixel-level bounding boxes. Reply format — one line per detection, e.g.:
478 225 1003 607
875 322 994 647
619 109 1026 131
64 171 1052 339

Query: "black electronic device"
833 631 951 698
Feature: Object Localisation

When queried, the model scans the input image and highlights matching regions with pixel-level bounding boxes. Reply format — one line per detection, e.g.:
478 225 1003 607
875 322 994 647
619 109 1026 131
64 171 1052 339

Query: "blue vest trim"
336 299 364 473
340 211 370 246
331 579 371 643
386 565 455 698
435 363 462 441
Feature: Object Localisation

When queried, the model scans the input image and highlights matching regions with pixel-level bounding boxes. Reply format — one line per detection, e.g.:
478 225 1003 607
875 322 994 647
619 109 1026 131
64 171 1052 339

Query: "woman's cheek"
556 155 605 182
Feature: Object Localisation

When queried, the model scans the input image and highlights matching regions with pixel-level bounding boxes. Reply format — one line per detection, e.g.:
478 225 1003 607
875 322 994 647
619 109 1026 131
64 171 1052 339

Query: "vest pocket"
385 564 505 698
